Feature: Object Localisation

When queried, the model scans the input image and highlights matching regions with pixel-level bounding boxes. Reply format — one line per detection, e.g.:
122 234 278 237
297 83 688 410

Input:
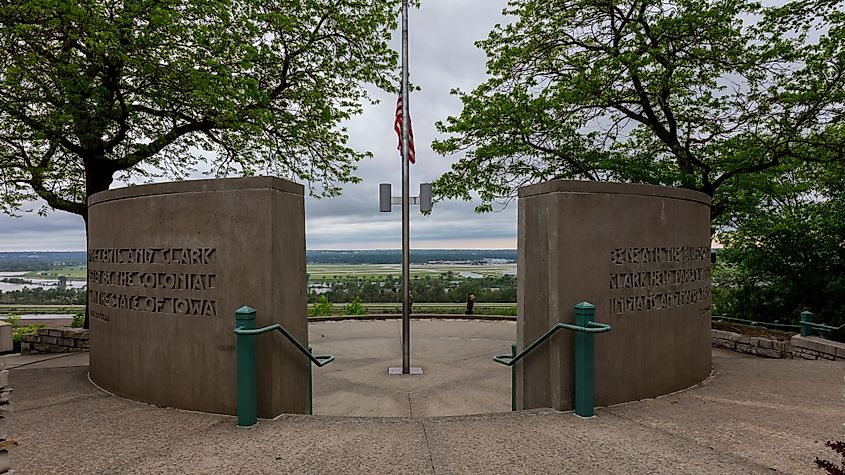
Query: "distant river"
0 272 86 291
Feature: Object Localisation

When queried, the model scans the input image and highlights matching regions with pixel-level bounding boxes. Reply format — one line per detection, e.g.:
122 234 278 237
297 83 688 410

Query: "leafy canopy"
0 0 403 219
432 0 845 221
713 160 845 328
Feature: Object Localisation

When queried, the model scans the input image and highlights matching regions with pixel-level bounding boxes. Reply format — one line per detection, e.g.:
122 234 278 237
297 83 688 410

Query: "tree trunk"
82 160 115 329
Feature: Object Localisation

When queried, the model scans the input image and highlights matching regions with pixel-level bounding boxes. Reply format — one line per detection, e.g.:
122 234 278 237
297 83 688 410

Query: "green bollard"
800 311 814 337
574 301 596 418
510 343 517 412
236 306 258 427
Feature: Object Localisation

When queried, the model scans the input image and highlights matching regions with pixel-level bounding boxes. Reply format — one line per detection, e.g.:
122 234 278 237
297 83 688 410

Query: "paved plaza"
5 319 845 473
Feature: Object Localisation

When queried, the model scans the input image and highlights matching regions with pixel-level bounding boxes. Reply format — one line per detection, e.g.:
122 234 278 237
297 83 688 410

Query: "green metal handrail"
494 301 611 418
493 322 611 367
711 312 845 338
234 324 335 367
234 306 334 427
799 311 845 337
711 315 801 331
801 321 845 332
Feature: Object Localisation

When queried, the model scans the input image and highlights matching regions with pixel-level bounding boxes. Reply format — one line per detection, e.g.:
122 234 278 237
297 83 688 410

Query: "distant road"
0 303 516 316
0 304 84 314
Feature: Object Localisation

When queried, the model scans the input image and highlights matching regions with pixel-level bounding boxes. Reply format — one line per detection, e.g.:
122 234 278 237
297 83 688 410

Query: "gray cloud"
0 0 515 251
0 209 86 251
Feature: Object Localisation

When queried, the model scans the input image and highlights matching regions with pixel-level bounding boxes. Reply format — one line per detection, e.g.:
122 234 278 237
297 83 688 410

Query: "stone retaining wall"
20 327 89 355
711 329 790 358
712 330 844 361
791 336 845 361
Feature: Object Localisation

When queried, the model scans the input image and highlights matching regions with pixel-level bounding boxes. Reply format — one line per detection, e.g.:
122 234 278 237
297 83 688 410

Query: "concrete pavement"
5 319 845 474
310 319 513 417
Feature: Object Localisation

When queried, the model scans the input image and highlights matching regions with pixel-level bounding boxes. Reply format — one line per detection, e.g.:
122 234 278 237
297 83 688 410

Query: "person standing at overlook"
465 293 476 315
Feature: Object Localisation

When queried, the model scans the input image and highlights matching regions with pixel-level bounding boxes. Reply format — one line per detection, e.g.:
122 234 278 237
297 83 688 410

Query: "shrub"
816 440 845 475
344 297 367 316
309 296 333 317
70 313 85 328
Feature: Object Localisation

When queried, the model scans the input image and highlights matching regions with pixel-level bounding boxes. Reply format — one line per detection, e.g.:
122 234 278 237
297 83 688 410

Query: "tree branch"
115 119 215 170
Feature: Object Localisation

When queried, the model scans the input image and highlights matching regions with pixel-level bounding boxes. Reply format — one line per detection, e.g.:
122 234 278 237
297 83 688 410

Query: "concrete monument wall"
88 177 308 417
517 180 712 411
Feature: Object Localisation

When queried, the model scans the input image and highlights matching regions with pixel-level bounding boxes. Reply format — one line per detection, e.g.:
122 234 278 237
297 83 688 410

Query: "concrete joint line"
14 394 103 414
421 421 437 475
603 407 775 472
408 372 490 396
7 352 77 370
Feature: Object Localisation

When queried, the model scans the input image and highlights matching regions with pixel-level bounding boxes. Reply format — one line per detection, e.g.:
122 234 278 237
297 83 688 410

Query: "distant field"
1 262 517 314
0 304 85 314
308 302 517 316
0 303 516 316
307 263 516 280
9 263 516 282
23 266 87 280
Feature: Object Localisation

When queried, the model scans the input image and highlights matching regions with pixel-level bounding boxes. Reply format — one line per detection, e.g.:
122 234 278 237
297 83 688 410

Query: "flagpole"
400 0 411 374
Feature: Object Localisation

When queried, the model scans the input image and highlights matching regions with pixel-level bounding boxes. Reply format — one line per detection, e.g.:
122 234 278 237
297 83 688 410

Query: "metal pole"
307 345 314 415
235 306 257 427
800 311 813 337
510 343 517 411
401 0 411 374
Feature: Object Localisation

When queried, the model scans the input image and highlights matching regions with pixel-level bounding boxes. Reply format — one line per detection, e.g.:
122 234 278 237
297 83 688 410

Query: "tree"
0 0 403 223
713 161 845 333
432 0 845 222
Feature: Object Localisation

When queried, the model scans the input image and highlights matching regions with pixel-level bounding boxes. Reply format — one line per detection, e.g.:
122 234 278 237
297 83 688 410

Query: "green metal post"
307 346 314 415
574 301 596 418
800 311 813 337
510 343 517 411
236 306 258 427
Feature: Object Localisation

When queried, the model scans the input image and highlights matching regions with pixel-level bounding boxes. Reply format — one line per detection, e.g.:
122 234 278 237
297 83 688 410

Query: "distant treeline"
0 252 87 271
309 274 517 304
306 249 517 264
0 287 86 305
0 250 516 270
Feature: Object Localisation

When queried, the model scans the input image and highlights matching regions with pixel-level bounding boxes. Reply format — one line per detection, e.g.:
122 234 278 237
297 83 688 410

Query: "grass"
307 302 518 316
306 263 516 280
23 266 87 280
0 304 85 315
0 303 516 317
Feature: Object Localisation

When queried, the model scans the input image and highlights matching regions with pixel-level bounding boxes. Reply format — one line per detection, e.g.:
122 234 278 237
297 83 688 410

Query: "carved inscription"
609 268 709 290
610 246 710 265
88 247 215 265
89 271 216 290
89 292 217 316
609 246 711 315
608 287 711 314
88 247 217 319
91 311 110 322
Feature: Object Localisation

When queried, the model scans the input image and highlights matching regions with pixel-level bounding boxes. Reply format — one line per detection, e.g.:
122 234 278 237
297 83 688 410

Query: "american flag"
394 88 416 164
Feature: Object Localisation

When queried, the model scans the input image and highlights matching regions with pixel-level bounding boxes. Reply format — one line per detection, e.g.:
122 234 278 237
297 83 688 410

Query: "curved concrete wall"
88 177 308 417
517 180 712 410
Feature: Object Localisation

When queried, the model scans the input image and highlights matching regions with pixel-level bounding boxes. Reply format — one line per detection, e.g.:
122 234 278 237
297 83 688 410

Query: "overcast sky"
0 0 515 252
